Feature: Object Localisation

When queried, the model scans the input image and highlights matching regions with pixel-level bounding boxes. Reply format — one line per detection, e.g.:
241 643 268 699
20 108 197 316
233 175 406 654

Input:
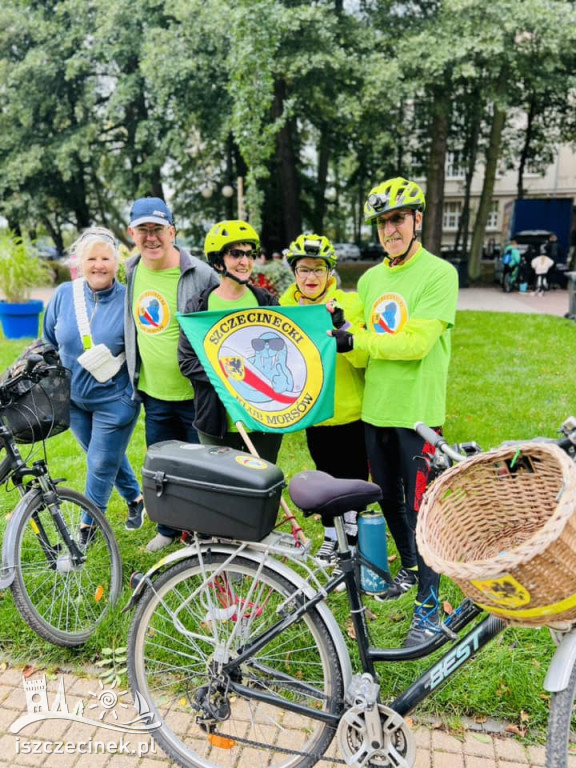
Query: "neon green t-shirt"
356 246 458 429
208 288 259 431
132 263 195 401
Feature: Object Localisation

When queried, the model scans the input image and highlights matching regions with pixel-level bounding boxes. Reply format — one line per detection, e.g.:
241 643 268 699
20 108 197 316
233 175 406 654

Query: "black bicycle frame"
224 549 507 726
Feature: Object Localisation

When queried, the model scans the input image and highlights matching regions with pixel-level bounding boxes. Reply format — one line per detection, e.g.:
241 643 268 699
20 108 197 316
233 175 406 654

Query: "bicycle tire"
546 661 576 767
128 554 345 768
9 487 122 647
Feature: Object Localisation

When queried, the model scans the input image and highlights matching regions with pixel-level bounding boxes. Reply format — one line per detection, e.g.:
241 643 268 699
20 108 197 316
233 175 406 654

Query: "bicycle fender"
544 627 576 692
124 542 353 690
0 489 42 590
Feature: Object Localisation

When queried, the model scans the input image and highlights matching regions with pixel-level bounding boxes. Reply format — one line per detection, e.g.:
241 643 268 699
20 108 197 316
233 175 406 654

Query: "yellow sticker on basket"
470 575 531 608
235 456 267 470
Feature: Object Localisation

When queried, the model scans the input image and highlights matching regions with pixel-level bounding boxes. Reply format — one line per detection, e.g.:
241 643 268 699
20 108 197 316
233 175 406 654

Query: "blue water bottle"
358 511 389 594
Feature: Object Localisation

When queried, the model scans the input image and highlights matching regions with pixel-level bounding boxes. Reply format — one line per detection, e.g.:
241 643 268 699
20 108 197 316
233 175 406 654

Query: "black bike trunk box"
142 441 285 541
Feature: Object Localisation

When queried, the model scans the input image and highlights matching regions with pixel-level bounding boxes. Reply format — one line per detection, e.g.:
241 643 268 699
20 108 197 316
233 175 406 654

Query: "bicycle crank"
336 702 415 768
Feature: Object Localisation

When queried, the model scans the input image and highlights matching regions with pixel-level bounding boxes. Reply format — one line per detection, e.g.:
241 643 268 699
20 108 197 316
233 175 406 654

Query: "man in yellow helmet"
332 177 459 647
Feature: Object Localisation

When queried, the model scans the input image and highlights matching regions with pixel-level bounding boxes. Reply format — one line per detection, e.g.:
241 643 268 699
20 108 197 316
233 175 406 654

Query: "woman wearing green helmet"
280 233 368 568
178 220 282 462
331 176 459 647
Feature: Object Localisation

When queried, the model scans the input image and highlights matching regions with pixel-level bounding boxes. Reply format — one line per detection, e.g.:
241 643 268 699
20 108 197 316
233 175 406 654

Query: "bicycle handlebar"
415 416 576 467
413 422 468 463
0 361 58 404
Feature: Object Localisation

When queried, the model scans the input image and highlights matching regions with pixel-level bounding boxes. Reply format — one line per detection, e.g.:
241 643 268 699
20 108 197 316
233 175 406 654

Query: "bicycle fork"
544 626 576 693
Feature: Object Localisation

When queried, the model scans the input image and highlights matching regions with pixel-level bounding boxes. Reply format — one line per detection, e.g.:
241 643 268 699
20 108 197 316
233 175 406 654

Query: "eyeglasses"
295 266 328 277
376 212 411 229
226 248 258 260
134 225 170 236
251 337 285 351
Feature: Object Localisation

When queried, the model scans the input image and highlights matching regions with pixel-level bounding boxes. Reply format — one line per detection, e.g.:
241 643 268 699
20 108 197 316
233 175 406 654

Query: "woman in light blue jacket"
44 227 144 537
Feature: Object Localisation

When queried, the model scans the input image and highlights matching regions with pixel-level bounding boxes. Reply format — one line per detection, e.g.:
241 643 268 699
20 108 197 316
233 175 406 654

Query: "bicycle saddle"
289 470 382 520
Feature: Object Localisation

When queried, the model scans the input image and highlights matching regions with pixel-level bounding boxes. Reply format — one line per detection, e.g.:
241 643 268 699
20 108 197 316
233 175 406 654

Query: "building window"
446 152 465 179
443 201 461 230
487 201 499 229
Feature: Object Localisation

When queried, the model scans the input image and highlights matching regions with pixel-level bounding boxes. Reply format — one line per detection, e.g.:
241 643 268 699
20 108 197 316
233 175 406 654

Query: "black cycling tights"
364 424 440 606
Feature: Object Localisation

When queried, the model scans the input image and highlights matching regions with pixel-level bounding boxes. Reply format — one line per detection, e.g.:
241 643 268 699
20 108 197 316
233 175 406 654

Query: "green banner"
177 305 335 433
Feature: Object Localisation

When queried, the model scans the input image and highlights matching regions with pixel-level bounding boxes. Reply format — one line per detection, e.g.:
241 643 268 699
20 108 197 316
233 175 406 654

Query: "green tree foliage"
1 0 576 265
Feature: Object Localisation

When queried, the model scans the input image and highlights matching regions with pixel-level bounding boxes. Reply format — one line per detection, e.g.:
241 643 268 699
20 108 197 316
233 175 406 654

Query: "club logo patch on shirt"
136 291 171 335
370 293 408 334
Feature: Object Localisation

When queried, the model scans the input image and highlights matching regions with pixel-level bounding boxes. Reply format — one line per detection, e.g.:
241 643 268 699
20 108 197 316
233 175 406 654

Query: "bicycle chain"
212 729 347 764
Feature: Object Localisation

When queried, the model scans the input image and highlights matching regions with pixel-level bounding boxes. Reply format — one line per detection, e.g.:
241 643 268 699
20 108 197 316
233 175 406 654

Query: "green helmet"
204 220 260 268
364 177 426 223
285 234 337 270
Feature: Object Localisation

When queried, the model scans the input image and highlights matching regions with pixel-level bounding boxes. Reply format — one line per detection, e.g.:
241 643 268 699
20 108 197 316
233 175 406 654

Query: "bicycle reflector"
208 734 237 749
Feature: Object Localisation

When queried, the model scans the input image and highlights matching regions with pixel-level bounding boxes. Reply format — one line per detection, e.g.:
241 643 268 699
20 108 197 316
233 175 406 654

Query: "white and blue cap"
129 197 173 228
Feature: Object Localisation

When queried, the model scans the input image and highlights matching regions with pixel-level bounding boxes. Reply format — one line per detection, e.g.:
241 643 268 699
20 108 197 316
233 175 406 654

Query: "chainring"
336 702 415 768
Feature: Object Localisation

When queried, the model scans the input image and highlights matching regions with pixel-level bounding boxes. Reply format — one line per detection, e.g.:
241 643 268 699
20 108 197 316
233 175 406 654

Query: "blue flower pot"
0 300 44 340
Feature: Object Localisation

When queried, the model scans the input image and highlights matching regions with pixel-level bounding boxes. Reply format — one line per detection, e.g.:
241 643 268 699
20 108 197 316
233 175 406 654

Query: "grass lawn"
0 309 574 739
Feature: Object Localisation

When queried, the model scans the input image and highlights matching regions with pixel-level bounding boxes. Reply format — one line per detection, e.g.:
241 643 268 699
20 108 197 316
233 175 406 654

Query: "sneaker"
315 538 337 567
374 568 418 602
403 604 441 648
78 525 97 549
146 533 177 553
126 498 145 531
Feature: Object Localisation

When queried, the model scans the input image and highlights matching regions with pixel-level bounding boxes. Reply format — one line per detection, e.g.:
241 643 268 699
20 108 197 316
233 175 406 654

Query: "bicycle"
125 420 576 768
0 343 122 647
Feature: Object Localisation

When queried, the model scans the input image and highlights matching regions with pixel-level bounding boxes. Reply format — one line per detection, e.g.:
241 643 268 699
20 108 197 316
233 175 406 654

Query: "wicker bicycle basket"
0 366 71 444
416 442 576 628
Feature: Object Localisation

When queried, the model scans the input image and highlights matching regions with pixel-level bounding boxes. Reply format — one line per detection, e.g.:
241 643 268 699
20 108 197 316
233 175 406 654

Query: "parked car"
334 242 361 261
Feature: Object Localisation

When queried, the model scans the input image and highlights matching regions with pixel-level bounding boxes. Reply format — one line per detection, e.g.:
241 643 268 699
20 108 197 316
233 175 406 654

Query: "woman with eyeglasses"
279 234 368 569
178 220 282 462
43 227 144 538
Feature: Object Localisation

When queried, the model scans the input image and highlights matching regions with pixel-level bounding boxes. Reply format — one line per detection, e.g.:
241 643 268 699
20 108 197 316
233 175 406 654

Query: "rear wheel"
10 488 122 647
128 554 345 768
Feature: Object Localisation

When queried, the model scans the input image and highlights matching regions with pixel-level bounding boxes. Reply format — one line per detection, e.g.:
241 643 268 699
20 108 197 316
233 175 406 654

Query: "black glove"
332 328 354 353
331 305 346 330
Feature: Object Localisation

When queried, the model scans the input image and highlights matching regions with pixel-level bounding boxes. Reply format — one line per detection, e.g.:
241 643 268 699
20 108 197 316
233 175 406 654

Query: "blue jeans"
140 393 199 537
70 394 142 525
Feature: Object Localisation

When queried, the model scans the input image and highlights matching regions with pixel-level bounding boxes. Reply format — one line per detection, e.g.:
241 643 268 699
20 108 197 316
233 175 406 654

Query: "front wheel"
546 660 576 767
10 487 122 647
128 554 345 768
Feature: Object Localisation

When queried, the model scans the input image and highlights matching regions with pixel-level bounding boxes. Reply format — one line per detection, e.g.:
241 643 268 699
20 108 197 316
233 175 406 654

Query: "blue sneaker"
403 602 441 648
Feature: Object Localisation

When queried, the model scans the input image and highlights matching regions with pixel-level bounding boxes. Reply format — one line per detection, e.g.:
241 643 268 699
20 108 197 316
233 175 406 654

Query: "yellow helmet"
364 177 426 223
204 220 260 268
285 234 337 270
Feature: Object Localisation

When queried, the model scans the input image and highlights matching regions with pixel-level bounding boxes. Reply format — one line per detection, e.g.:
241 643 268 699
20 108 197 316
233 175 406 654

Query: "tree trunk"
454 106 481 259
517 94 537 200
312 123 330 233
469 85 507 279
272 78 301 245
422 90 450 256
41 217 64 255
